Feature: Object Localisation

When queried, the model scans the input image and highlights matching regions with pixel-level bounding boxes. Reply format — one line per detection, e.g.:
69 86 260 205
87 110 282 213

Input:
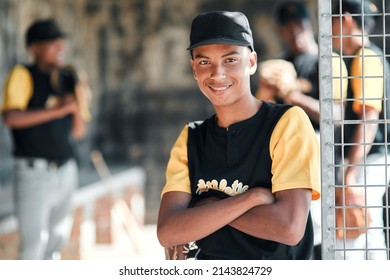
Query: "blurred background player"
331 0 389 260
256 1 348 259
1 19 92 259
256 1 320 129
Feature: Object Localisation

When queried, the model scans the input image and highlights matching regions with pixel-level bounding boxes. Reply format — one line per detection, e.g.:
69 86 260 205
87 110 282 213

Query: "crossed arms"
157 187 312 248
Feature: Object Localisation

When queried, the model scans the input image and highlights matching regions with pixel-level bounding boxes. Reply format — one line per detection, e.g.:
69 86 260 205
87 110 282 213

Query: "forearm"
229 189 312 246
283 91 319 123
3 108 64 128
157 190 271 248
345 121 378 182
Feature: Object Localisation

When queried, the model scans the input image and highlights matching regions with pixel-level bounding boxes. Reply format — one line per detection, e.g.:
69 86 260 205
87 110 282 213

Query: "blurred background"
0 0 389 260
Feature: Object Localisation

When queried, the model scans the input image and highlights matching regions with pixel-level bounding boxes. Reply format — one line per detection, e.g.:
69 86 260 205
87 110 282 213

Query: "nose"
56 41 65 52
210 62 226 79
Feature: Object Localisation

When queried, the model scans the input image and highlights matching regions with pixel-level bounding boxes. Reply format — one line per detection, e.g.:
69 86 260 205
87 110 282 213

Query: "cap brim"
187 37 252 50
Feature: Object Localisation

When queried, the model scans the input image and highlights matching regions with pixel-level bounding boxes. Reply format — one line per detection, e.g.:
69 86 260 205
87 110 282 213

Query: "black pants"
312 244 322 260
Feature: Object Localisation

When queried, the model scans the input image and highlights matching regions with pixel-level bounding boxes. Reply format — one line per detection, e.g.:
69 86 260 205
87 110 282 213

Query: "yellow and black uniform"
2 64 83 162
162 102 320 259
341 44 390 253
342 44 390 156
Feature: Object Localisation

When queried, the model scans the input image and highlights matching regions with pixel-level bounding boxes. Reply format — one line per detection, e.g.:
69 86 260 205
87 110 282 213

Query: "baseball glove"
335 187 371 239
51 65 79 97
48 65 92 121
258 59 299 99
165 242 198 260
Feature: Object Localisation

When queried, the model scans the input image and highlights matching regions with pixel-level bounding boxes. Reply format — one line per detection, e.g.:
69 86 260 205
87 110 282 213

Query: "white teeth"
210 85 230 91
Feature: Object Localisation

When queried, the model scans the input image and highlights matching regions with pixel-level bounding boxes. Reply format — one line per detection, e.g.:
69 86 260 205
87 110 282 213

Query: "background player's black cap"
276 1 311 25
187 11 254 51
26 19 66 46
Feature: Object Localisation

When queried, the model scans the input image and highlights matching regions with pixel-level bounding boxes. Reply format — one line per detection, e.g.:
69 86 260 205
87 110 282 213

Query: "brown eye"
226 58 237 63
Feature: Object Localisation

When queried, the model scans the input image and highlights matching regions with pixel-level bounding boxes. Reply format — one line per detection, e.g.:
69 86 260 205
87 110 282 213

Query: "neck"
215 96 262 128
307 42 319 55
34 61 57 73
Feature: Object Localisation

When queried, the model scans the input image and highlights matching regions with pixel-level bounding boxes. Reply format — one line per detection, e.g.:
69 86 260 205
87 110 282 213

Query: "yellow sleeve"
332 52 348 100
1 65 33 113
75 83 92 122
350 48 383 114
161 124 191 197
270 106 320 200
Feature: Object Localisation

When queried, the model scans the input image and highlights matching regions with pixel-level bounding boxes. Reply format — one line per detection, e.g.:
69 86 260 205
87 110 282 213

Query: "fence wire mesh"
318 0 390 260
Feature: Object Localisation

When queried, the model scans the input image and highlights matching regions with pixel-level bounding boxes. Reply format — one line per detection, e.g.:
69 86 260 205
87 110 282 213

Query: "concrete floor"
79 221 165 260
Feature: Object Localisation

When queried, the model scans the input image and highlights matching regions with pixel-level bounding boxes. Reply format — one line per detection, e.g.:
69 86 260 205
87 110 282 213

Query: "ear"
248 51 257 75
27 44 36 54
190 58 198 80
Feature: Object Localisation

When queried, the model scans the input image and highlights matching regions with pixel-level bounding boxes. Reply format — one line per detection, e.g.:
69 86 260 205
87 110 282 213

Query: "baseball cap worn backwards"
187 11 254 51
26 19 66 46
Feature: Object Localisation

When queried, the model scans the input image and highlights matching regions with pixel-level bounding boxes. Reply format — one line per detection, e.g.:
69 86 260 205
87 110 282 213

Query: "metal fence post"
318 0 336 260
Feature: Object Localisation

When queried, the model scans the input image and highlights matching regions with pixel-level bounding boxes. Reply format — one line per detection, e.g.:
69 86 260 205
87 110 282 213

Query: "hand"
54 95 78 118
51 65 79 97
336 187 365 207
245 187 275 206
257 78 279 102
193 187 274 209
258 59 299 99
335 185 369 240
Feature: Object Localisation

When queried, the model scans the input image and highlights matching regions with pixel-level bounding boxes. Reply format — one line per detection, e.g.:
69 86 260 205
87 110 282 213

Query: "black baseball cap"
332 0 378 31
276 1 311 26
26 19 66 46
187 11 254 51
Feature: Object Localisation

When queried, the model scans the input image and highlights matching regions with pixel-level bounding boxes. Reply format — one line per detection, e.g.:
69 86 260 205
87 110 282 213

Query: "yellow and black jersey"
162 102 320 259
343 44 390 155
1 64 90 161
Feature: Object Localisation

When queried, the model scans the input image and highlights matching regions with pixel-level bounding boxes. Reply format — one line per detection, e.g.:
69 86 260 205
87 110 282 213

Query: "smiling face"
190 44 257 109
29 38 66 70
278 20 313 55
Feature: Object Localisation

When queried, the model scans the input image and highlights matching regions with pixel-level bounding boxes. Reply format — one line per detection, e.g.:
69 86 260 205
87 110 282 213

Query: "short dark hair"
275 1 311 26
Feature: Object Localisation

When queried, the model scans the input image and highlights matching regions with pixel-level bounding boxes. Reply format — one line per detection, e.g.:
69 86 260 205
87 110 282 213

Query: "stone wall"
1 0 388 224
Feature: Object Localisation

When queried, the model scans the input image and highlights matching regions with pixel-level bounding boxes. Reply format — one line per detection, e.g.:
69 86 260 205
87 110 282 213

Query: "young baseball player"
1 19 91 259
332 0 389 260
157 11 320 259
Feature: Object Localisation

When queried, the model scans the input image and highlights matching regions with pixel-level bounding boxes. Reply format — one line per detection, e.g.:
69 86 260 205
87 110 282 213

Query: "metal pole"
318 0 336 260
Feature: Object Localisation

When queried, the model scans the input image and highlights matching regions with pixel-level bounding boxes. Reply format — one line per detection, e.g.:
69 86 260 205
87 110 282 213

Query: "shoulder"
5 64 32 87
188 115 215 131
262 101 293 119
355 46 380 57
279 106 310 123
351 46 384 75
273 106 313 136
8 64 30 77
